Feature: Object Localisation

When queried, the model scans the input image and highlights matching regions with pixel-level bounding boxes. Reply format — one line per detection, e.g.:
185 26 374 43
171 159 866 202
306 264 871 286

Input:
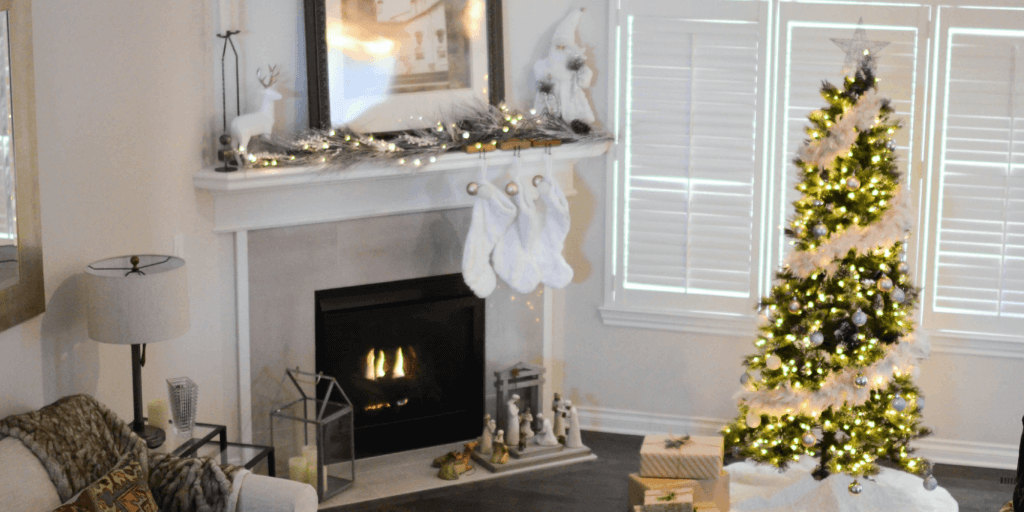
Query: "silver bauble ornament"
766 354 782 370
917 396 925 411
886 140 897 151
788 300 801 313
810 331 824 347
923 474 938 491
532 175 545 187
897 262 909 273
846 176 861 191
812 224 828 237
813 199 824 207
852 309 868 326
745 411 762 428
861 279 876 288
855 374 868 388
892 287 906 304
899 250 908 262
740 373 751 386
505 182 519 196
891 395 908 412
801 432 816 448
877 276 894 292
794 225 806 237
466 182 480 196
849 480 863 495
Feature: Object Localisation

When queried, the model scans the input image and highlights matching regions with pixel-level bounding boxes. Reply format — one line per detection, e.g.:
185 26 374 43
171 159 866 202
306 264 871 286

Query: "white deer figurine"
230 65 282 165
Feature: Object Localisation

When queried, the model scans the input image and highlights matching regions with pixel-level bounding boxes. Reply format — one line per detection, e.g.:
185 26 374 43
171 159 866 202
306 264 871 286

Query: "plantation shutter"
770 4 929 273
927 8 1024 329
604 0 767 327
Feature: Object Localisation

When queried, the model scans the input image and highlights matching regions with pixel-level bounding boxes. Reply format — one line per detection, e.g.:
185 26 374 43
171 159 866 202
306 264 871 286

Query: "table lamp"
84 254 189 449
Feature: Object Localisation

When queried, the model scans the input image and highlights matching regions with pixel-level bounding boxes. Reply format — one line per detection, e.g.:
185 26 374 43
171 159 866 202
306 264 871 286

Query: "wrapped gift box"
630 488 693 512
628 471 730 512
639 435 723 480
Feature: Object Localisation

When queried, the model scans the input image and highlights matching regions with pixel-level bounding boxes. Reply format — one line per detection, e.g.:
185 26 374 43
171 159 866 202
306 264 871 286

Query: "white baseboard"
576 405 1017 470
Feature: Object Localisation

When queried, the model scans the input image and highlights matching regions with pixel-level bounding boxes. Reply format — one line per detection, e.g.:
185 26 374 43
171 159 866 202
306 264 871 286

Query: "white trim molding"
598 306 758 338
577 406 1016 470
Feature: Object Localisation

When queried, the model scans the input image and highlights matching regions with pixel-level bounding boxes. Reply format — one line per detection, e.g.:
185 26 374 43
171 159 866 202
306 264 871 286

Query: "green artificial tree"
721 31 937 495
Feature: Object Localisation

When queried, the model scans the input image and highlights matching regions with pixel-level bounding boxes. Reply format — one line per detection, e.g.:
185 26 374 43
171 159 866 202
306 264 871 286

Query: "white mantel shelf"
195 141 611 233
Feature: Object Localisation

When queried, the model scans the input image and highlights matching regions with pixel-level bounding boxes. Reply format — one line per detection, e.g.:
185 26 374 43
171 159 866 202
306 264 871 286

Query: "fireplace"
315 273 485 459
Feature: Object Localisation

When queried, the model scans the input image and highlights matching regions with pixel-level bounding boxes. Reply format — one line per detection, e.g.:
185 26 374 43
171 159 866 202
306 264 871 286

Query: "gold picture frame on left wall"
0 0 44 333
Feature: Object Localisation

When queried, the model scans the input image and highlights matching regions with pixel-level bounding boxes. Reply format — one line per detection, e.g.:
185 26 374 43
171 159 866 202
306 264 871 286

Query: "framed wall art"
304 0 504 133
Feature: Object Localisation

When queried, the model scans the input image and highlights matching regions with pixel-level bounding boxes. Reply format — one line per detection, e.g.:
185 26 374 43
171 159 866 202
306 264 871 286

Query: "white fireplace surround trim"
194 142 611 443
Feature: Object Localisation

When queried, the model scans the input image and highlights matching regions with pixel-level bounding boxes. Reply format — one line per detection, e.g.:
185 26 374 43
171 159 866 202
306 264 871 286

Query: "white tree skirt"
726 456 959 512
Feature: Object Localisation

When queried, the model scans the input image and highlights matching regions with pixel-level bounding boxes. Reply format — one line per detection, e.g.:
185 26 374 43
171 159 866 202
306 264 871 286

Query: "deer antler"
257 65 280 88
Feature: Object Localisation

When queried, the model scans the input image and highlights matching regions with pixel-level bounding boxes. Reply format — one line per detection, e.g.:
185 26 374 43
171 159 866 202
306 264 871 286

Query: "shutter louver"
934 30 1024 318
622 8 762 299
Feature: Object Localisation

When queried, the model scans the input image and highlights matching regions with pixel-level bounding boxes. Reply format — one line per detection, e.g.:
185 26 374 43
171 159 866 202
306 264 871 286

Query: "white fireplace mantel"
194 141 610 444
194 141 611 233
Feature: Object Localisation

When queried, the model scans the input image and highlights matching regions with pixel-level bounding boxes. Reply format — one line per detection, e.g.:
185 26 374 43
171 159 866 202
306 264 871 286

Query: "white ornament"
892 287 906 304
849 480 863 495
813 224 828 237
846 176 861 191
788 300 802 313
877 276 894 292
230 66 282 166
766 355 782 370
745 411 762 428
855 374 868 388
923 474 938 491
897 262 909 273
532 8 595 125
810 331 825 347
852 309 868 326
801 432 817 447
891 395 907 412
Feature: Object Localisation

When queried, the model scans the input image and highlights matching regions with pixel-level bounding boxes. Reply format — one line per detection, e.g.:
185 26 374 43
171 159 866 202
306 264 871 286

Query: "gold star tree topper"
831 18 890 75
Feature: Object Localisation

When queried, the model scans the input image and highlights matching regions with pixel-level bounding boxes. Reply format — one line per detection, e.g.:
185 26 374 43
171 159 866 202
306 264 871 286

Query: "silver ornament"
852 309 868 326
899 250 908 262
532 175 545 187
745 411 762 428
801 432 816 448
891 395 907 412
813 199 824 207
788 300 801 313
855 374 868 388
766 354 782 370
505 182 519 196
917 396 925 411
810 331 825 347
923 474 938 491
740 373 751 386
812 224 828 237
861 279 876 288
886 140 897 151
849 480 863 495
466 182 479 196
877 276 894 292
846 176 861 191
897 262 909 273
892 287 906 304
794 225 807 237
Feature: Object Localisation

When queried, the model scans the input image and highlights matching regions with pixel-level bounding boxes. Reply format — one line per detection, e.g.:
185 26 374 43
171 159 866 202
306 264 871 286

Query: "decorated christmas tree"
721 26 937 495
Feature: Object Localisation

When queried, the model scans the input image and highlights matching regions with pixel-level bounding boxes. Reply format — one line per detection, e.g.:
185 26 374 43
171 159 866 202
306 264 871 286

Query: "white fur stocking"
462 161 517 298
492 157 543 294
533 153 574 288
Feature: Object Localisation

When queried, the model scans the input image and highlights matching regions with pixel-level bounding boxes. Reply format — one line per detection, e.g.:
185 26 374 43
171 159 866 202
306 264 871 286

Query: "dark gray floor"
341 431 1016 511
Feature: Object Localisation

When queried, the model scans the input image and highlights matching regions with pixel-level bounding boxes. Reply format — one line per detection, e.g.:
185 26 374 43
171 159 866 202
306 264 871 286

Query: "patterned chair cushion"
53 459 157 512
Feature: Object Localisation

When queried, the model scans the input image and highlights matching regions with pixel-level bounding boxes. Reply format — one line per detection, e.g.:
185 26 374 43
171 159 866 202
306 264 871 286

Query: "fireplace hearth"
315 274 485 459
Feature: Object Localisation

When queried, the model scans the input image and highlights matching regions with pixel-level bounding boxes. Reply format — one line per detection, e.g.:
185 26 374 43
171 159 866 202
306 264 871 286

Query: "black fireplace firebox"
315 274 485 459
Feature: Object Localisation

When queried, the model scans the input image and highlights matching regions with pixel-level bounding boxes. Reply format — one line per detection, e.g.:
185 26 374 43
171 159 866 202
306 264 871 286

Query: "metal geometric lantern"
270 368 354 501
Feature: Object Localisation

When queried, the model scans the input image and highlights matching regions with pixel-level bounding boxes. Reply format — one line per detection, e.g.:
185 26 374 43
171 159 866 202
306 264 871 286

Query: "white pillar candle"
306 459 328 489
288 456 307 483
148 399 170 430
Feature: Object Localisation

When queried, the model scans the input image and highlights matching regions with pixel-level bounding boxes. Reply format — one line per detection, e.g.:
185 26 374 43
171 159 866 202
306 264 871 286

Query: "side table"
162 422 276 476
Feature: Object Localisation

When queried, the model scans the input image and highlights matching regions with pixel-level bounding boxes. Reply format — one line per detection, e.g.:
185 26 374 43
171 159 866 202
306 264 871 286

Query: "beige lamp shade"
84 255 190 345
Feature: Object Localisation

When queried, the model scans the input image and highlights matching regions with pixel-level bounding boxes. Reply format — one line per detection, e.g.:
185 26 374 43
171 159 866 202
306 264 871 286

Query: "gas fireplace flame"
364 347 410 380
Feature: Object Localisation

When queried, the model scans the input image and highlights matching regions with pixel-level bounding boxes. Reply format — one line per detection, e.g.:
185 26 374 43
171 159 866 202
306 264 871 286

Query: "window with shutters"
599 0 769 336
920 6 1024 337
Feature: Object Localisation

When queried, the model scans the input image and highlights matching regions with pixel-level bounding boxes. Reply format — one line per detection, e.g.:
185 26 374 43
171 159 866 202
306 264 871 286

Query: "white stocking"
533 152 574 288
493 155 543 294
462 156 517 298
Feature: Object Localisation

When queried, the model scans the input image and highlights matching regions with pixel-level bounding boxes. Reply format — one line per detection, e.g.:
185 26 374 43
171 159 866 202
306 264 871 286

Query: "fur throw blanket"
0 394 242 512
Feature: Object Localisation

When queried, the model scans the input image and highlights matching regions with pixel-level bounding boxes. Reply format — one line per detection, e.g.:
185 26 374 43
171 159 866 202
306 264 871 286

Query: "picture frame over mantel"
304 0 505 133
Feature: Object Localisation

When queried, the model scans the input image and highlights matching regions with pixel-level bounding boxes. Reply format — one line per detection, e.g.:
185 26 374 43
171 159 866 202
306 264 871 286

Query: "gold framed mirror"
0 0 44 333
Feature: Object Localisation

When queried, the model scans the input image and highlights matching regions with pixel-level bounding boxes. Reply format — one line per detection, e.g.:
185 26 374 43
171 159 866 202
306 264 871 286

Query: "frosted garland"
783 188 914 278
736 332 930 418
796 89 884 169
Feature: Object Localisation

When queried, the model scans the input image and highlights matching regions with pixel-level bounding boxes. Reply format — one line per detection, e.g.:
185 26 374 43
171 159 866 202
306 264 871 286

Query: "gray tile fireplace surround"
245 208 547 478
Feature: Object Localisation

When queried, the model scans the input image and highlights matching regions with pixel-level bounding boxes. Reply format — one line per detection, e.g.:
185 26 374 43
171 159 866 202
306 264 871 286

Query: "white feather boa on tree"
736 331 930 417
796 89 885 169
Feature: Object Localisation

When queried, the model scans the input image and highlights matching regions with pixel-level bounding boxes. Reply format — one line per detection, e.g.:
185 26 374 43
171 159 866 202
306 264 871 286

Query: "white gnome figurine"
533 8 596 128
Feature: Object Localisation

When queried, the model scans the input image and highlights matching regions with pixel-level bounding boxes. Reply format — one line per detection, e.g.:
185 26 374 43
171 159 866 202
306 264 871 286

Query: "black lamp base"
136 424 166 450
